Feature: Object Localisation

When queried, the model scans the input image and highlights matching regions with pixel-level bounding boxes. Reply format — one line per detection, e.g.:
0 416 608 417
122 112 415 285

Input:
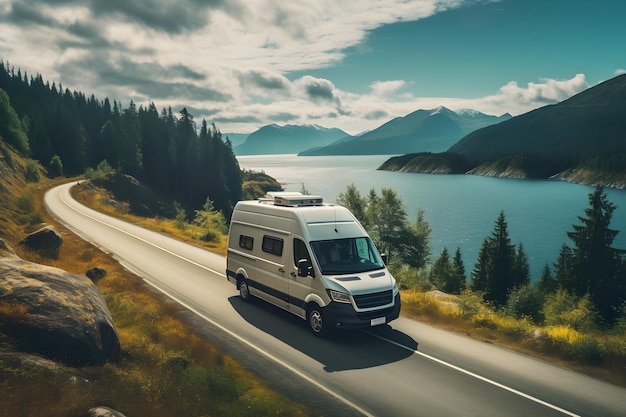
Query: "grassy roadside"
1 178 318 417
70 177 626 389
400 290 626 387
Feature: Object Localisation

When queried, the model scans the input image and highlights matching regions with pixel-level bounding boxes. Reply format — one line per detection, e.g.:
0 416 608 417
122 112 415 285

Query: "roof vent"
265 191 323 207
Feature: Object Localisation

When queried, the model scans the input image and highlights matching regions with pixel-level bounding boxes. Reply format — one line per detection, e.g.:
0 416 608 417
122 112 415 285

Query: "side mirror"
380 253 387 265
297 259 315 278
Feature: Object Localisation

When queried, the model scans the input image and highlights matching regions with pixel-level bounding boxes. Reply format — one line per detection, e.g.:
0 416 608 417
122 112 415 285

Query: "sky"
0 0 625 136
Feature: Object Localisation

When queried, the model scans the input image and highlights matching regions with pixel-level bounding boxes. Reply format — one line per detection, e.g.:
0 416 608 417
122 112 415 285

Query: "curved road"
45 182 626 417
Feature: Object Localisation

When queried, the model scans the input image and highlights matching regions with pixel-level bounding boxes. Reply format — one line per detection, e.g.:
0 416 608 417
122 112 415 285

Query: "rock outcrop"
0 240 120 366
86 267 107 282
18 225 63 258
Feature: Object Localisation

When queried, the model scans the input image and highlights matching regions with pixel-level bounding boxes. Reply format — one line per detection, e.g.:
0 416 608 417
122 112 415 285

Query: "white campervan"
226 192 401 336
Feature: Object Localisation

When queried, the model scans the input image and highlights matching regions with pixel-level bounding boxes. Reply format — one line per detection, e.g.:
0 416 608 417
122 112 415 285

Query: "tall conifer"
560 186 625 324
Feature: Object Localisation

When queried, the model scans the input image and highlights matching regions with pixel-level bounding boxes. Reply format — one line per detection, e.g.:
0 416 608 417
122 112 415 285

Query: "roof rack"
263 191 324 207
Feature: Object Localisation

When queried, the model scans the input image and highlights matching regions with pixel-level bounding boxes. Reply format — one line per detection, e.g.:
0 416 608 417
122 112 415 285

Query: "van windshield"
310 237 385 275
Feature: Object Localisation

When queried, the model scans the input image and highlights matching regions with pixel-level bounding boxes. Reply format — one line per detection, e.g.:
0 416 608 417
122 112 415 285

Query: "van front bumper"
324 293 401 330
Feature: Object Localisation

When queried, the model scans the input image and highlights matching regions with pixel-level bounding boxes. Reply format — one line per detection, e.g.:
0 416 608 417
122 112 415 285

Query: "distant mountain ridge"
234 124 350 155
299 106 511 155
232 107 510 156
379 74 626 188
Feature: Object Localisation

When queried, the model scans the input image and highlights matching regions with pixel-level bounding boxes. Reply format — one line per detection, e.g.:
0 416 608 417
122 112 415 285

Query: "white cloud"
0 1 598 135
469 74 590 115
370 80 407 97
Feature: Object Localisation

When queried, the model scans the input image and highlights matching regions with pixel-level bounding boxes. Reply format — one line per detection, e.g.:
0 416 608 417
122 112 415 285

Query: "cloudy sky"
1 0 624 135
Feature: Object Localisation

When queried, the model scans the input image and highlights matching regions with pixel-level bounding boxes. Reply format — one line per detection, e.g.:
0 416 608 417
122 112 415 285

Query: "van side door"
287 237 315 319
256 234 289 308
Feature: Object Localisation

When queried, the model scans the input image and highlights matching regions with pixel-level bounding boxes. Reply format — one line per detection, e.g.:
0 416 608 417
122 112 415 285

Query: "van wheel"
307 304 327 336
239 279 250 302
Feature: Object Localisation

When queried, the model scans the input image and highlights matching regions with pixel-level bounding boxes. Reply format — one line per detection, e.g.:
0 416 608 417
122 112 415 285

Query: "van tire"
307 304 327 336
239 279 251 302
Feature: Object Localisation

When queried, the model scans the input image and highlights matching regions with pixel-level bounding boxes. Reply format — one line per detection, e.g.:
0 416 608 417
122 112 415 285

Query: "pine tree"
431 246 464 294
452 247 467 293
490 211 516 304
560 186 625 325
470 211 517 306
470 239 492 295
431 247 452 292
512 243 531 288
537 263 557 296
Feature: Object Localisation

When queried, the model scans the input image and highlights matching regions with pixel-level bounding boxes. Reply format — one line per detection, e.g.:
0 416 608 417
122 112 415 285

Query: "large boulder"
88 406 127 417
0 240 120 366
18 225 62 258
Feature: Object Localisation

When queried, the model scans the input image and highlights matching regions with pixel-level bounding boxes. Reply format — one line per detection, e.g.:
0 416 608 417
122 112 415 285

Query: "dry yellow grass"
71 183 228 255
400 290 626 387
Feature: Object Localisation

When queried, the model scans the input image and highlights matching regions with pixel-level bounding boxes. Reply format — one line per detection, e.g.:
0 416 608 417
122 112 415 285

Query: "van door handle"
290 272 296 277
279 267 285 273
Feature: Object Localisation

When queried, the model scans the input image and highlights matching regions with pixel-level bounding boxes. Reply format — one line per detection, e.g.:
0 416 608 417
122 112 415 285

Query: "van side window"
293 238 311 265
239 235 254 250
262 235 283 256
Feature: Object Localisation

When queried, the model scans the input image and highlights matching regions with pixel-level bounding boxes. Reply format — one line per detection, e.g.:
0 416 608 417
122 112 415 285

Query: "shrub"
15 189 43 225
389 262 431 290
48 154 63 178
543 289 598 332
457 290 490 319
25 160 40 182
16 190 35 213
193 199 227 238
545 325 605 363
502 315 535 338
174 202 187 231
504 283 544 323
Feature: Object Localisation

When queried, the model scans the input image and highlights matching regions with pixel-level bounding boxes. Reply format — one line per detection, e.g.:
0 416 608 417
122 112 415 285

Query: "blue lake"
237 154 626 281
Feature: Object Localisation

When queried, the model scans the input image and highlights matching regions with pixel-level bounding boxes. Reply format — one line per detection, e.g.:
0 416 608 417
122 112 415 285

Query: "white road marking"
363 330 581 417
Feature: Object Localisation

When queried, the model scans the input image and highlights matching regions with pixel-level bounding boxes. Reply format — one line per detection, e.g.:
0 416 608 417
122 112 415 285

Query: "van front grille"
353 290 393 309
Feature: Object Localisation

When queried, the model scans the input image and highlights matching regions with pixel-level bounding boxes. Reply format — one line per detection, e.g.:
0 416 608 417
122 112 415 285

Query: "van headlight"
328 289 351 304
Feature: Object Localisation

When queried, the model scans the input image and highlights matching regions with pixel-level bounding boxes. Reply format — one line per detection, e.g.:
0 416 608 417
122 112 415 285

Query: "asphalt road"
45 182 626 417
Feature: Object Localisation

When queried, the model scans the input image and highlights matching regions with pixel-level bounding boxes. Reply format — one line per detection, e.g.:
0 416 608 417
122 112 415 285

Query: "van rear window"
239 235 254 250
262 235 283 256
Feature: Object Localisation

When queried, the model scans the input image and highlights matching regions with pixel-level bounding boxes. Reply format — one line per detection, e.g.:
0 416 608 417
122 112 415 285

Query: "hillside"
0 89 41 241
234 123 350 155
379 74 626 188
299 106 511 156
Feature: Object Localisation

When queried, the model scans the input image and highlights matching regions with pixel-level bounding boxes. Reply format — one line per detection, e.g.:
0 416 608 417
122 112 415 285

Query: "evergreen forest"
0 61 242 217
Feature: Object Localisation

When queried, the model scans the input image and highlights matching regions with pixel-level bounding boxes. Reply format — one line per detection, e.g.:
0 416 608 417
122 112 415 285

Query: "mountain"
234 124 351 155
299 106 511 156
449 74 626 164
379 74 626 188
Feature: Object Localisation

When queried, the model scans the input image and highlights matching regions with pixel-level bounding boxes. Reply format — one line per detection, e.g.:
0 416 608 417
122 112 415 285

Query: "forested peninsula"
378 74 626 189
